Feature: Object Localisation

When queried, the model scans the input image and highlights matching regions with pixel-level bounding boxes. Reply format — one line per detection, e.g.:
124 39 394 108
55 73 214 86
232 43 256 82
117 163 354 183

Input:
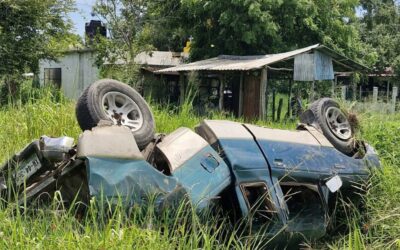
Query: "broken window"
44 68 61 88
240 182 276 224
280 183 324 220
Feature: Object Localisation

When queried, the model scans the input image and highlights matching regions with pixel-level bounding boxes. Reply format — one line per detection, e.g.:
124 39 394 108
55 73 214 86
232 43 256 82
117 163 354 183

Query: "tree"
358 0 400 74
92 0 153 84
140 0 187 52
140 0 368 63
0 0 75 77
95 0 381 69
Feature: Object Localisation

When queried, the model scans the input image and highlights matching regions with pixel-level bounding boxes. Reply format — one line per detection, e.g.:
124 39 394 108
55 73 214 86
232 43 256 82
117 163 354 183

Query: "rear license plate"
14 153 42 186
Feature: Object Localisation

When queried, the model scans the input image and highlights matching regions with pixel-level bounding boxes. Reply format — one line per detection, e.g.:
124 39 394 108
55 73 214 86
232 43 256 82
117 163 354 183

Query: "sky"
70 0 97 37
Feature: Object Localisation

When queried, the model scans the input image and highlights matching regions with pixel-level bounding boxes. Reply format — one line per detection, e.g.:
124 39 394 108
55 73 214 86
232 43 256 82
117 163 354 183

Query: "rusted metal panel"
293 53 314 81
243 73 260 119
293 51 334 81
158 45 321 72
314 51 334 80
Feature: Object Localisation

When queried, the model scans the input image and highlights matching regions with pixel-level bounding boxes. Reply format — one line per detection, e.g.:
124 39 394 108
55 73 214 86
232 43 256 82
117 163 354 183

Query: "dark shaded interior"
241 182 276 224
280 184 324 221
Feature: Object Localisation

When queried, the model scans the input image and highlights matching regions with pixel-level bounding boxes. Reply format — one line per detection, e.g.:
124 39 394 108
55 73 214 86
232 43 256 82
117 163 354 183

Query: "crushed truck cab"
195 120 380 240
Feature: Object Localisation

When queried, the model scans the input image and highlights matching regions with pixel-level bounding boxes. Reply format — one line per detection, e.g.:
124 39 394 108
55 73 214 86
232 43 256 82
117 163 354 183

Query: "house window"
240 182 276 224
44 68 61 88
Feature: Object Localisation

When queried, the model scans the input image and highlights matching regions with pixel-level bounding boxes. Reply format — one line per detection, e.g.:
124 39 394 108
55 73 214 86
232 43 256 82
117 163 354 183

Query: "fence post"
179 72 186 105
331 76 336 97
372 87 378 104
277 98 283 121
391 86 398 113
310 80 315 101
341 86 347 100
272 89 276 121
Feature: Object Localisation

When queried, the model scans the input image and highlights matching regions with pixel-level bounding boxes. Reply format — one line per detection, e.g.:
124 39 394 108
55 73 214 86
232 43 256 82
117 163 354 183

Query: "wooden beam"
219 74 224 111
391 86 398 113
260 67 268 119
238 72 244 116
272 89 276 121
372 86 378 103
310 80 315 101
287 79 292 118
266 66 293 72
179 72 185 105
387 80 390 102
332 59 355 71
332 75 337 97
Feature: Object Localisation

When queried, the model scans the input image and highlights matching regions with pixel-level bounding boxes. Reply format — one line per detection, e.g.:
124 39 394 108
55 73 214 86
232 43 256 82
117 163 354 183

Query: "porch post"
287 79 292 118
310 80 315 101
219 74 224 111
391 86 398 113
238 71 244 116
179 72 185 105
260 67 268 119
372 86 378 103
331 75 337 97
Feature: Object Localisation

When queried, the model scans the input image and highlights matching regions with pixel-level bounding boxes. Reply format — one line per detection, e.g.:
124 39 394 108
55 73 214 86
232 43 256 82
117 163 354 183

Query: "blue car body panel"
171 146 231 208
244 123 380 187
86 157 180 206
195 120 380 241
85 127 232 210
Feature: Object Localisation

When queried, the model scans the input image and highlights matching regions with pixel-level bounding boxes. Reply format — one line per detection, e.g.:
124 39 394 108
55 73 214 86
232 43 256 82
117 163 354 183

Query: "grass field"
0 89 399 249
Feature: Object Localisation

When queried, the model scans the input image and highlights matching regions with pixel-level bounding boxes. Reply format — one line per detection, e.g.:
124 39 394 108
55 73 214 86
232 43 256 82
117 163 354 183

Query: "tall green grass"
0 87 399 249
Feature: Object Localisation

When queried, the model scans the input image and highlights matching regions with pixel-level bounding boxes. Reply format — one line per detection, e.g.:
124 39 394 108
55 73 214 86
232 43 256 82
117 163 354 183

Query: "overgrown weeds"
0 86 399 249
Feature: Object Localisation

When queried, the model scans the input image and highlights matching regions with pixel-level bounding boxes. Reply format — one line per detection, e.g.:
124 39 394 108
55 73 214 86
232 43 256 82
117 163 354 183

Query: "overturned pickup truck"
0 79 380 245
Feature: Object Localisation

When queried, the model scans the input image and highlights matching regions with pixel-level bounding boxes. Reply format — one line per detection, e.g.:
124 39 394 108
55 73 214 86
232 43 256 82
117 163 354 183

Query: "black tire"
76 79 155 150
300 98 355 155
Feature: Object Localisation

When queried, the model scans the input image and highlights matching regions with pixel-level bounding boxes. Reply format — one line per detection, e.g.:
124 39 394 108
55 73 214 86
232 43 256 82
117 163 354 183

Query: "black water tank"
85 20 106 44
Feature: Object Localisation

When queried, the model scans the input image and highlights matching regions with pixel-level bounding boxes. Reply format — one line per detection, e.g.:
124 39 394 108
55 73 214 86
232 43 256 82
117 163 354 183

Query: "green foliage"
0 0 75 76
141 0 188 51
358 0 400 72
0 78 65 106
142 0 366 61
92 0 154 84
92 0 372 68
326 113 400 249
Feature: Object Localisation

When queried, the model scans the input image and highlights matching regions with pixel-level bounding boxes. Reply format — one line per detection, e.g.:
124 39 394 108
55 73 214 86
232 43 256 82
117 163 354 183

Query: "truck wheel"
76 79 155 150
300 98 355 155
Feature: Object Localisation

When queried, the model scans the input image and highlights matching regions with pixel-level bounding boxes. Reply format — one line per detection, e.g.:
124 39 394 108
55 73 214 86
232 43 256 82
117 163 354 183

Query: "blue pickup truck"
0 79 380 246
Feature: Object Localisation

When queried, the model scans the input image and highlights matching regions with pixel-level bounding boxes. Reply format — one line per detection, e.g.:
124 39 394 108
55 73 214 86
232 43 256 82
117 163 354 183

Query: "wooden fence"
339 85 398 114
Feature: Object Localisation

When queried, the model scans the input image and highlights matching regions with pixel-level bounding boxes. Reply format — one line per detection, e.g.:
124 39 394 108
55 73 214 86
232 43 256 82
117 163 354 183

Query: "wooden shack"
157 44 368 119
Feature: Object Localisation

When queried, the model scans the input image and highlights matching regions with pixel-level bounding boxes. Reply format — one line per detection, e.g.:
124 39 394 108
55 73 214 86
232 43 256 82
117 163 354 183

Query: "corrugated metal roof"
134 51 188 67
157 44 368 73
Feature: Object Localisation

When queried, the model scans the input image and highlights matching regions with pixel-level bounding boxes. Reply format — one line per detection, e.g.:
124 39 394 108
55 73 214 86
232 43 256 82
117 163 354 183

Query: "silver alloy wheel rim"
102 91 144 132
325 106 352 140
